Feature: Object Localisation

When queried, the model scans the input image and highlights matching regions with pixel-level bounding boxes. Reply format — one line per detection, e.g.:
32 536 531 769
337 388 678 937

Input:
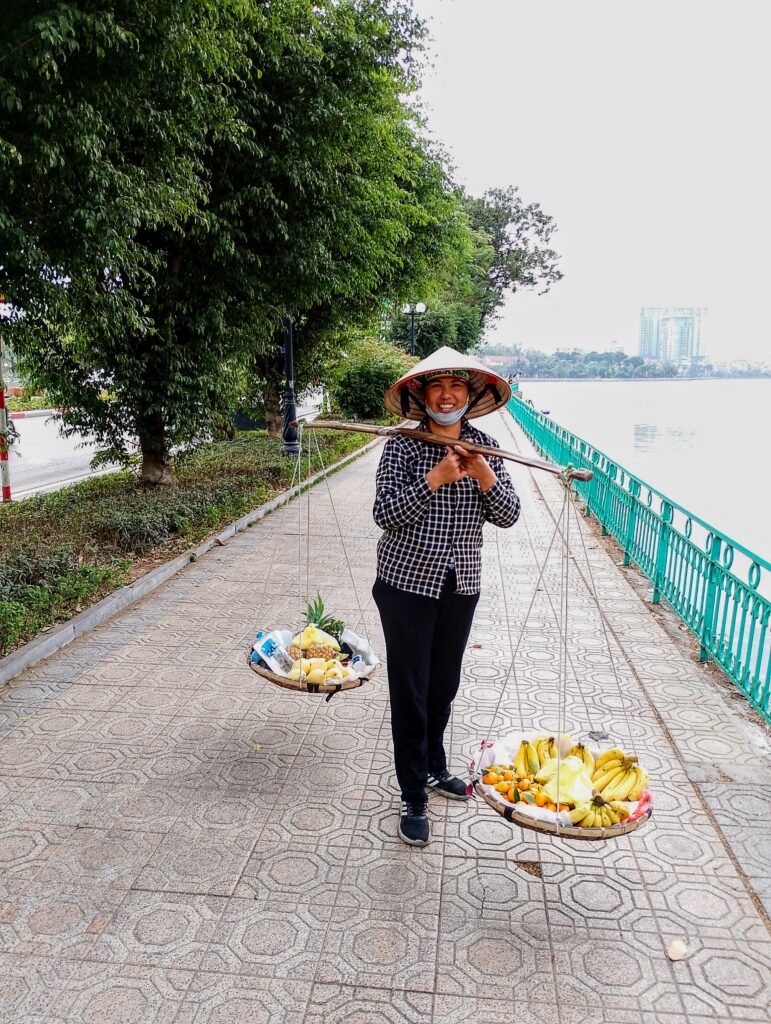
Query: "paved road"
1 409 769 1022
9 415 111 498
8 403 321 498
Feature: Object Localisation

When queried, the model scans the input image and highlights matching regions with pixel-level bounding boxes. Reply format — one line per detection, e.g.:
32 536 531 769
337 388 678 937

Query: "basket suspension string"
481 494 570 767
296 424 306 643
554 484 572 836
249 453 301 656
310 429 368 636
496 413 598 734
306 427 312 609
569 494 638 759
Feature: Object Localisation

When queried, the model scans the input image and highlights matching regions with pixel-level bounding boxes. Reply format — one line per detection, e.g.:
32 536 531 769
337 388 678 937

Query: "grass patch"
0 429 372 655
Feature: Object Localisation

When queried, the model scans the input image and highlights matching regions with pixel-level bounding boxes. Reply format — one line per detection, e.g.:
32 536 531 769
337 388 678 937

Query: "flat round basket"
474 782 652 842
248 658 372 695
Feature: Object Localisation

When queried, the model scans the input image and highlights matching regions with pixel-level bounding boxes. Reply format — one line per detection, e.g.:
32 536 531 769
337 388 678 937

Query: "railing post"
623 479 640 565
600 464 616 536
699 532 723 661
652 501 673 605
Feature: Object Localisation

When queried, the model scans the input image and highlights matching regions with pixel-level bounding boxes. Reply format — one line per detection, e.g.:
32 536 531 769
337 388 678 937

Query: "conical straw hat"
384 346 512 421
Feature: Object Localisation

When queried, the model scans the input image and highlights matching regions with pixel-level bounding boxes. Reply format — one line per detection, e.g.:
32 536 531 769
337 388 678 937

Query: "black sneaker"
427 769 470 801
398 801 430 846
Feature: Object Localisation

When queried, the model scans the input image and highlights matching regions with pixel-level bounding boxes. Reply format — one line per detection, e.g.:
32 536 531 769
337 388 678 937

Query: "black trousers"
373 571 480 803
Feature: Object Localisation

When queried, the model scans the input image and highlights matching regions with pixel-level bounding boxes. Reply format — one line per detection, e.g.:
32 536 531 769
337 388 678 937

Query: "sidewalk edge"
7 408 62 420
0 436 380 687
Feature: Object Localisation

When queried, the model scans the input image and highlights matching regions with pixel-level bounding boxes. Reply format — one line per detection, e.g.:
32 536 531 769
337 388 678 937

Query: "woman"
372 347 521 846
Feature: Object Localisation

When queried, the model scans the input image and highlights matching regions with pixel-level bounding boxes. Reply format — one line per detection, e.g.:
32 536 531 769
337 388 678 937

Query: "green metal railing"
507 397 771 723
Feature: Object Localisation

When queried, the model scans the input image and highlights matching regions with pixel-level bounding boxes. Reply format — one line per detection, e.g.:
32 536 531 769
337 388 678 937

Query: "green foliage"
4 394 53 413
0 551 130 655
387 186 563 358
478 345 684 379
0 429 370 653
1 0 463 472
330 339 413 420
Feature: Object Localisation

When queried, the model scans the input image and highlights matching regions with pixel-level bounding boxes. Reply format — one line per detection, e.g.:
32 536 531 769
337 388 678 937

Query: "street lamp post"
280 316 300 456
400 302 426 356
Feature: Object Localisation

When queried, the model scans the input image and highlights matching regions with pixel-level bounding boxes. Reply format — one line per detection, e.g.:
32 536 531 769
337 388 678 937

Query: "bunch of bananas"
591 748 648 802
566 743 595 773
569 794 631 828
514 735 596 774
513 740 541 777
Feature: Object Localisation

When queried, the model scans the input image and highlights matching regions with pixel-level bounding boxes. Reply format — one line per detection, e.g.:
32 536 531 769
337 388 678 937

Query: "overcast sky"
413 0 770 362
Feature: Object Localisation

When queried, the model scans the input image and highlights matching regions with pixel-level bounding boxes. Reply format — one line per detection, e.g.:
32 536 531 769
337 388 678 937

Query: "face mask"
426 402 469 426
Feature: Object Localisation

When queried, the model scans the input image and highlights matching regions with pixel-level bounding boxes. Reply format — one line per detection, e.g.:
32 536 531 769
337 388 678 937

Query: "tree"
388 186 563 357
0 0 253 482
1 1 463 476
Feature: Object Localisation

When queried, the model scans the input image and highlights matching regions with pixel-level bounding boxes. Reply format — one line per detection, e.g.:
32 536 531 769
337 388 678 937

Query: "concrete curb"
0 436 381 687
7 408 62 420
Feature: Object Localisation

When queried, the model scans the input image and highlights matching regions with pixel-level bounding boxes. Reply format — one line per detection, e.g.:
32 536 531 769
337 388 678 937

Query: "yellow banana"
610 768 639 801
514 743 528 777
607 800 630 820
594 748 627 770
569 802 591 825
602 768 631 801
626 768 644 800
593 763 627 793
626 766 648 802
523 741 541 775
535 737 551 768
569 744 596 773
591 757 623 781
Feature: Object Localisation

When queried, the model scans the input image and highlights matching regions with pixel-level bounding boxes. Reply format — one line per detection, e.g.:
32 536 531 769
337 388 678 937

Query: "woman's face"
424 376 470 415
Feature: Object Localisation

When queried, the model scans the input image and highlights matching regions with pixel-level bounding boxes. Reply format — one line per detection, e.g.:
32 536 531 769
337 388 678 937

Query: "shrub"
0 428 370 654
331 338 413 421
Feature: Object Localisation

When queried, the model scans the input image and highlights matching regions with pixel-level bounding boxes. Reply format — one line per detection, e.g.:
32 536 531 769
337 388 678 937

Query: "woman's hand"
426 449 467 490
454 446 497 492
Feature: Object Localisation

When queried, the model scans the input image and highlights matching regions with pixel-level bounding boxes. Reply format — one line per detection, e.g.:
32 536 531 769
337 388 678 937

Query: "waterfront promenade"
1 411 769 1024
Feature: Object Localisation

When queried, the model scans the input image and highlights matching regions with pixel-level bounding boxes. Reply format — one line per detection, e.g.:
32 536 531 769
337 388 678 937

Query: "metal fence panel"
506 397 771 723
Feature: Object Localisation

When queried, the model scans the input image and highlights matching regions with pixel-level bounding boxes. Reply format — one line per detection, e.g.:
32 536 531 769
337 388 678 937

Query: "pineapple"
289 597 346 662
306 594 344 641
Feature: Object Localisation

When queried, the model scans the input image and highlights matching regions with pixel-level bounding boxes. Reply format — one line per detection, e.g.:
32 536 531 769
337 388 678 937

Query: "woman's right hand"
426 450 467 490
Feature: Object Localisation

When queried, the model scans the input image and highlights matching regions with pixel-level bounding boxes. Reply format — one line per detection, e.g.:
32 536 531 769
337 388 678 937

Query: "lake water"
517 378 771 562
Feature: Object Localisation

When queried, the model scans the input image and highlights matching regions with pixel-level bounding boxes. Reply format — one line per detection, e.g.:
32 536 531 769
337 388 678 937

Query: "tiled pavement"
1 411 769 1024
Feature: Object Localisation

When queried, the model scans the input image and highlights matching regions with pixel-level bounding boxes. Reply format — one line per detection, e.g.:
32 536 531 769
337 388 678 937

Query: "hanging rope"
310 428 369 638
568 493 638 760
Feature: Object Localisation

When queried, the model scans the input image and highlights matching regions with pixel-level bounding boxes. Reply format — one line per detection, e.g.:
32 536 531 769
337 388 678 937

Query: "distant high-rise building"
638 307 706 363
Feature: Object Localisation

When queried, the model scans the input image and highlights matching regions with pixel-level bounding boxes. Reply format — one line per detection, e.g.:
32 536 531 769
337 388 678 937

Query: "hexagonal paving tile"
175 973 310 1024
51 961 190 1024
201 898 327 979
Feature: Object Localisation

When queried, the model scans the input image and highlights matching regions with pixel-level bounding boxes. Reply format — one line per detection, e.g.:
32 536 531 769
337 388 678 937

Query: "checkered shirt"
373 419 521 598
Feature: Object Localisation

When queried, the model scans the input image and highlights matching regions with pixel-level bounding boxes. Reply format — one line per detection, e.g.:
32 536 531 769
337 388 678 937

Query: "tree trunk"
264 377 282 438
138 413 175 486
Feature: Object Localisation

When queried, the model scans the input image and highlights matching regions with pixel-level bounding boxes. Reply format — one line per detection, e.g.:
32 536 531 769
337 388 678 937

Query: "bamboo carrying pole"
292 419 593 482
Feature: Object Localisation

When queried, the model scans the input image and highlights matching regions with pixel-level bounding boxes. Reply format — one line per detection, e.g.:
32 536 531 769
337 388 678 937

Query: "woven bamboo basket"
248 657 372 696
474 782 653 842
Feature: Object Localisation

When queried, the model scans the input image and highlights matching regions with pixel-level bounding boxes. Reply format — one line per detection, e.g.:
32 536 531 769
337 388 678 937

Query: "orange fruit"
546 802 557 812
495 781 509 793
482 773 498 785
518 779 530 791
502 770 514 781
534 792 548 807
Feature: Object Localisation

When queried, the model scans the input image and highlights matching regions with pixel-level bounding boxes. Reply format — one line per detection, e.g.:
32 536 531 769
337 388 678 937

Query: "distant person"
372 346 520 846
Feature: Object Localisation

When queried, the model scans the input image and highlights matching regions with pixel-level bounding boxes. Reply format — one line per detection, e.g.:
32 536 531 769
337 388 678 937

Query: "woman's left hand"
454 446 497 492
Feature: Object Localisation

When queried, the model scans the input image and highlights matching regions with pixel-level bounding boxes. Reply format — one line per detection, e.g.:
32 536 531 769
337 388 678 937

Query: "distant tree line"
479 345 771 379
